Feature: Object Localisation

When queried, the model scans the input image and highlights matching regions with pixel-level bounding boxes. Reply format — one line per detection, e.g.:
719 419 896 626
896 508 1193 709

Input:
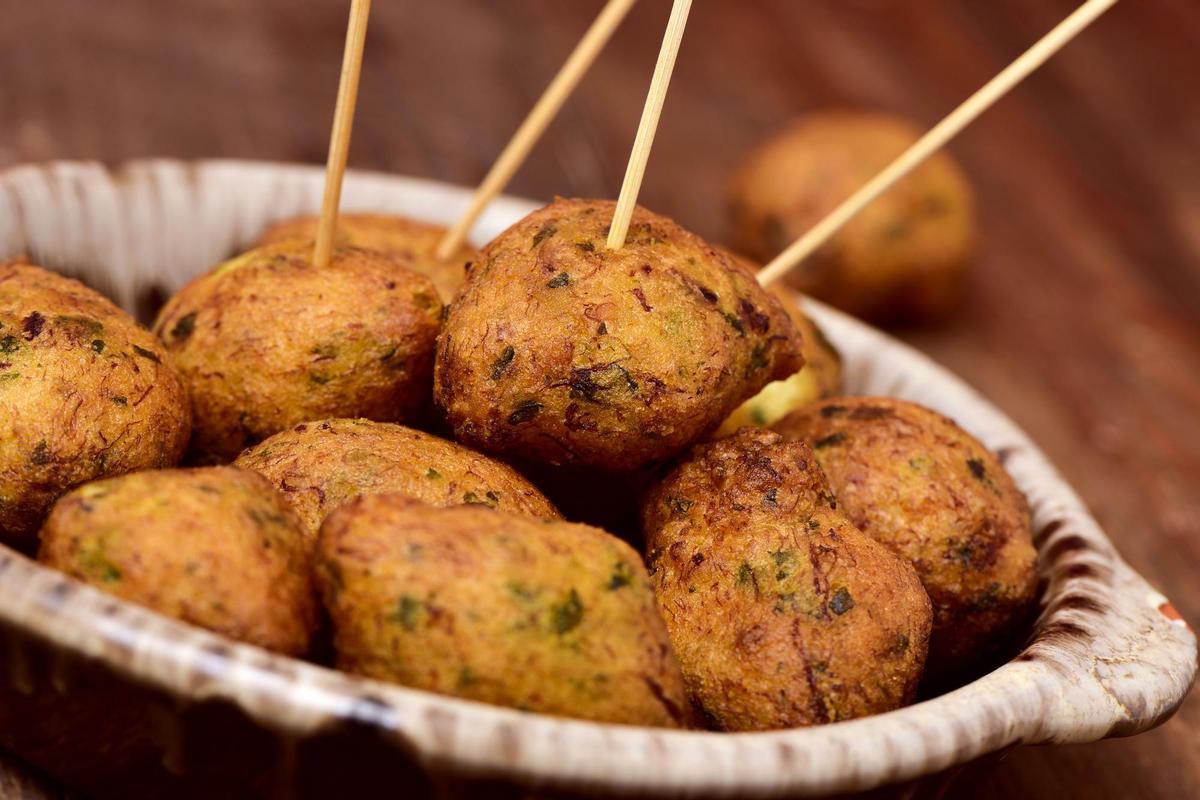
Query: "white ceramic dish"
0 159 1193 799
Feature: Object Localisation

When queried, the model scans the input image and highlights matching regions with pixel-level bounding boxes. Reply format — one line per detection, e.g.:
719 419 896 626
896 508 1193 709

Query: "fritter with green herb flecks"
643 428 931 731
717 284 842 435
154 239 442 463
258 214 477 303
772 396 1037 679
317 495 689 727
39 466 317 655
728 111 976 324
0 258 191 546
236 418 559 535
435 198 805 472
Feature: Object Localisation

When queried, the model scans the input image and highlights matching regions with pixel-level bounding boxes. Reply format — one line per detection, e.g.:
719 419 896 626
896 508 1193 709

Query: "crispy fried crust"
38 466 317 655
258 214 476 303
435 198 805 471
153 240 443 463
317 496 689 727
236 417 559 534
773 397 1038 676
727 111 976 323
0 259 191 544
717 285 843 435
643 428 931 730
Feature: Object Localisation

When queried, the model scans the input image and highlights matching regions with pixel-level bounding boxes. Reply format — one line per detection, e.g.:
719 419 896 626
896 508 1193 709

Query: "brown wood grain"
1 1 1198 797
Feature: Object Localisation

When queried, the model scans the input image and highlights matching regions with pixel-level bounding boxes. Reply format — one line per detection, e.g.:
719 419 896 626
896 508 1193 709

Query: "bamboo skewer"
435 0 640 261
606 0 693 250
756 0 1119 288
313 0 373 270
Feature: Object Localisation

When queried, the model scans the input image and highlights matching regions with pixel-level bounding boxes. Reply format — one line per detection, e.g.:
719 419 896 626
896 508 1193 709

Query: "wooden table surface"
2 1 1198 797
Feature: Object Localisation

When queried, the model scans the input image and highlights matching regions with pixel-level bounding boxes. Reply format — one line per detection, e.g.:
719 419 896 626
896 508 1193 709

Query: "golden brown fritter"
435 198 805 471
317 496 689 727
257 213 477 303
0 258 191 546
153 240 443 463
772 397 1037 678
728 111 976 323
38 466 317 655
235 417 559 535
717 285 843 435
643 428 931 731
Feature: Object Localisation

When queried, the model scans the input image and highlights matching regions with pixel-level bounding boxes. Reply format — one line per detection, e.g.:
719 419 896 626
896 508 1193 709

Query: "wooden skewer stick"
435 0 640 261
313 0 372 269
756 0 1119 287
606 0 693 250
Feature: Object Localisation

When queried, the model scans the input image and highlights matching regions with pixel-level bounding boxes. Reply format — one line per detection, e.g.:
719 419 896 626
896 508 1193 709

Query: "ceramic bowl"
0 159 1193 799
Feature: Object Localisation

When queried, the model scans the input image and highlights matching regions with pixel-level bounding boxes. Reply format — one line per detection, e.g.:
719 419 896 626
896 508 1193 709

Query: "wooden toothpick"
436 0 639 261
313 0 372 269
606 0 693 250
756 0 1119 287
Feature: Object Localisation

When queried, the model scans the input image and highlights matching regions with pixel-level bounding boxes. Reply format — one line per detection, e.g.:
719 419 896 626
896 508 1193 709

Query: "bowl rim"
0 158 1194 797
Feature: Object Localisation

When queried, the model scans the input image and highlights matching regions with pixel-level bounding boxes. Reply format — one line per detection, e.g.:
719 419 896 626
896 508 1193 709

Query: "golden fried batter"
435 198 805 471
317 496 689 727
773 397 1037 677
39 466 317 655
236 418 559 535
258 213 476 303
728 111 976 323
717 285 842 435
643 428 931 730
154 240 443 463
0 258 191 545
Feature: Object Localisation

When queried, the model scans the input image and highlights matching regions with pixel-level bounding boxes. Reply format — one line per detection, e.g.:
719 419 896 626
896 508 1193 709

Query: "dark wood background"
2 1 1198 797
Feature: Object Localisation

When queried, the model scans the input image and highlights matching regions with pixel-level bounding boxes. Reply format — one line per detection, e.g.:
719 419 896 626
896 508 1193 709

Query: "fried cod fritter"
643 428 931 730
235 417 559 534
0 258 191 545
258 213 477 303
317 496 689 727
153 240 443 463
772 397 1037 676
435 198 805 471
728 111 976 323
38 466 317 655
717 285 842 435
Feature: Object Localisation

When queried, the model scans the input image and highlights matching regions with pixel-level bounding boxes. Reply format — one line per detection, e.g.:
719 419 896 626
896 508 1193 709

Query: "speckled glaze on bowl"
0 160 1193 799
